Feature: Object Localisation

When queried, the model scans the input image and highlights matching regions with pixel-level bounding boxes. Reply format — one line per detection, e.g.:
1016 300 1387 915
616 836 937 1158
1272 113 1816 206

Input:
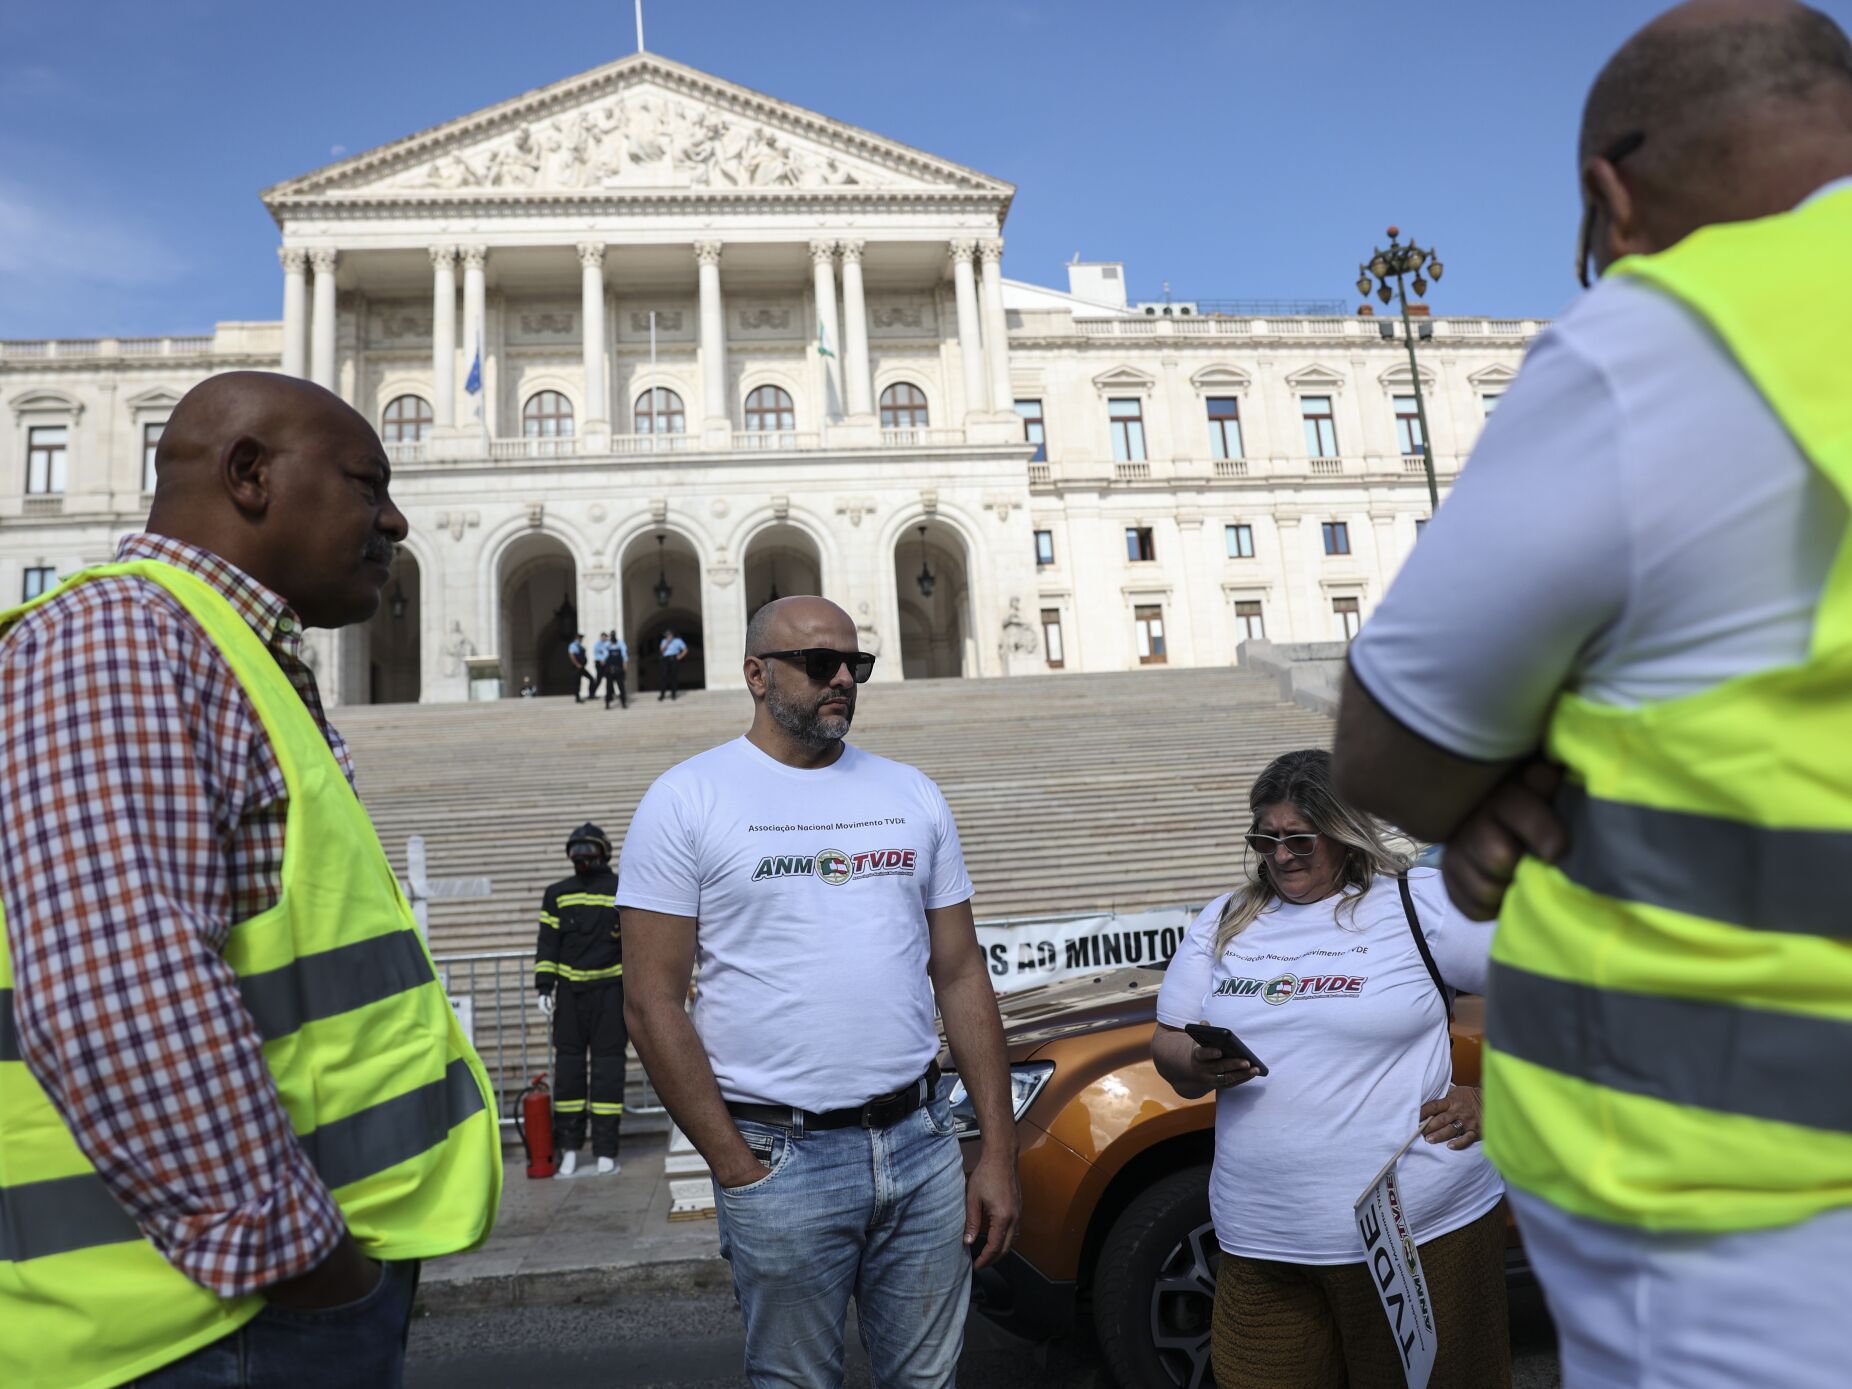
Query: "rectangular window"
1322 521 1351 556
1300 396 1339 458
1481 392 1503 416
1415 517 1428 538
1235 600 1266 641
26 426 67 495
1015 399 1046 462
1041 608 1065 668
1394 395 1426 456
1109 397 1147 463
142 421 166 492
1125 526 1156 563
1134 605 1167 664
22 567 55 601
1206 397 1243 460
1225 523 1255 559
1034 529 1055 567
1334 596 1362 641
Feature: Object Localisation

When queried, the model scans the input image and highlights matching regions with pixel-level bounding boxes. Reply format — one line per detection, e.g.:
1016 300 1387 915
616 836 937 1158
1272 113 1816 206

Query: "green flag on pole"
817 318 835 359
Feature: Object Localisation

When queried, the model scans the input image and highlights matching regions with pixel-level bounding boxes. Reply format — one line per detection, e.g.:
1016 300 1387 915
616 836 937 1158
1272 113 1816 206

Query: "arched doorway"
622 530 705 693
894 522 970 679
742 523 823 620
362 548 422 703
499 533 579 696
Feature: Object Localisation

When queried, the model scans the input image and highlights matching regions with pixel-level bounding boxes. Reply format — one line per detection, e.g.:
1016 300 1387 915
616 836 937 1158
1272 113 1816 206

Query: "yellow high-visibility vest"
0 560 502 1389
1485 187 1852 1233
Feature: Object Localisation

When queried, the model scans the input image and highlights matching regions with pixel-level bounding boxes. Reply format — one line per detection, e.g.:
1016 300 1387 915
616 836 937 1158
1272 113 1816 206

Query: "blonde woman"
1152 748 1509 1389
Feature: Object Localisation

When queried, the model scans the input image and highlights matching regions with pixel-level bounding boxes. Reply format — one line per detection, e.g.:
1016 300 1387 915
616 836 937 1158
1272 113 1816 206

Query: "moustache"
362 543 395 566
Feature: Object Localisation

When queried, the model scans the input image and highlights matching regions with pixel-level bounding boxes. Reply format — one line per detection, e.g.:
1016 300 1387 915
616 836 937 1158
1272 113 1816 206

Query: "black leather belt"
726 1062 941 1132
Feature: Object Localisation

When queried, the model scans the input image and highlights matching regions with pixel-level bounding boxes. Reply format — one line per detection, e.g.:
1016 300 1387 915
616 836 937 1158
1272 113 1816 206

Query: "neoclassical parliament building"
0 53 1534 703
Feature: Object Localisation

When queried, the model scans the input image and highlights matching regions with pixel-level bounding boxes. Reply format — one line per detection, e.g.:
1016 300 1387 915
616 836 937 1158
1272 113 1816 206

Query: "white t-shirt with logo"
616 736 974 1111
1155 868 1503 1263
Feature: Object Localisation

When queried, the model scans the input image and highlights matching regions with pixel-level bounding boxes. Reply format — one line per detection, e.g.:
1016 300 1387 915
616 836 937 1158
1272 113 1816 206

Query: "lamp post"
915 525 935 599
653 533 673 608
1357 226 1446 512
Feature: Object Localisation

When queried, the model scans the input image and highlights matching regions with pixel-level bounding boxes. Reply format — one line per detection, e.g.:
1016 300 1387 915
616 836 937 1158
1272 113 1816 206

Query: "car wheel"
1094 1165 1219 1389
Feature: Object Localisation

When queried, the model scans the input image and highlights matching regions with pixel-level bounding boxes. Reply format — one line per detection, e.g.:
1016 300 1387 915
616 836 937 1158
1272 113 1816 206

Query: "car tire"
1094 1164 1219 1389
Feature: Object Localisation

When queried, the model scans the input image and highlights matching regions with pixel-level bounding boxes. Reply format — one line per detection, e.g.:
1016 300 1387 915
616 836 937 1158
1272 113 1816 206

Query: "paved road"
407 1283 1560 1388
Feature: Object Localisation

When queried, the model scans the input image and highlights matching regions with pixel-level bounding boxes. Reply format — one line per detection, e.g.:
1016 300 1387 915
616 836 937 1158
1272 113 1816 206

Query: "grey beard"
765 667 853 749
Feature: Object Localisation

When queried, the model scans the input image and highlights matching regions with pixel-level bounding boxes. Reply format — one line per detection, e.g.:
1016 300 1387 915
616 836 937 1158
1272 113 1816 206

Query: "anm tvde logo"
1264 974 1298 1005
750 847 919 885
816 849 852 885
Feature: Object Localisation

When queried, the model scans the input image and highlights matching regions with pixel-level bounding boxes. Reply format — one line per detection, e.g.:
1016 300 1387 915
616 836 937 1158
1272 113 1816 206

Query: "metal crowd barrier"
432 948 664 1130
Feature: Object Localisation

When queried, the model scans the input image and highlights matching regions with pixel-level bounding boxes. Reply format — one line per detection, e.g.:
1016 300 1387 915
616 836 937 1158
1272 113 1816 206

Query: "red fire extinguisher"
514 1074 558 1179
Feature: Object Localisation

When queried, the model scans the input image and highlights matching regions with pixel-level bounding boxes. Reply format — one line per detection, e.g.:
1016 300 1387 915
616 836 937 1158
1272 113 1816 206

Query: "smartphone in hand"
1184 1021 1269 1077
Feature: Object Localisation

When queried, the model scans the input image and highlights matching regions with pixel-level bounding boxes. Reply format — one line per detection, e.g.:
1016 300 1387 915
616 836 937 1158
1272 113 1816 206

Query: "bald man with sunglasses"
620 596 1019 1389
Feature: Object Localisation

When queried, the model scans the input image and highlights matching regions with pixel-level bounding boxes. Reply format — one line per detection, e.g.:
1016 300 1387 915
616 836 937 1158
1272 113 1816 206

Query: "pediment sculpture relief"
396 93 889 193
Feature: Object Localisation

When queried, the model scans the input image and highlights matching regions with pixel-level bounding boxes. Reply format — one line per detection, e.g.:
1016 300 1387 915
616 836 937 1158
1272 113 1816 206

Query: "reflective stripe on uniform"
0 1057 485 1263
1554 785 1852 941
554 963 622 982
538 912 559 929
238 932 434 1042
534 961 560 975
554 1099 586 1113
555 894 617 908
588 1102 624 1115
1488 961 1852 1134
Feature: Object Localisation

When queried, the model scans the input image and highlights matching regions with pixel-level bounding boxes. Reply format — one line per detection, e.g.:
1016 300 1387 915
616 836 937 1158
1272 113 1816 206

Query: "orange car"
941 967 1520 1389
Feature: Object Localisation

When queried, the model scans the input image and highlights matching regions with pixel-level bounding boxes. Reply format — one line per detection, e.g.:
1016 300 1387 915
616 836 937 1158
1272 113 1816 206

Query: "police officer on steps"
535 823 626 1177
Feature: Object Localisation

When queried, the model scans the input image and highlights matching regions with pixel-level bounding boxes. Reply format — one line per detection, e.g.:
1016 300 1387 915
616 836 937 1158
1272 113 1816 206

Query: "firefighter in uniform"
535 823 626 1177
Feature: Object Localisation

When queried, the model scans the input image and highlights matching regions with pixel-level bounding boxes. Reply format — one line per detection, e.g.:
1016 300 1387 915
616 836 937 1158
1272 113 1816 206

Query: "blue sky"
3 0 1848 338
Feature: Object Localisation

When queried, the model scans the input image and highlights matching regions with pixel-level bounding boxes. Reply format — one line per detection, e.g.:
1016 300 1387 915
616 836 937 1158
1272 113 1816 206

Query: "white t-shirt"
1348 180 1852 758
616 736 974 1111
1155 868 1503 1263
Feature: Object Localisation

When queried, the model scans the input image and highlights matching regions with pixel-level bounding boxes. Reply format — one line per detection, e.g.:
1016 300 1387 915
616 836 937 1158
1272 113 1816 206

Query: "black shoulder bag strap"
1397 872 1454 1022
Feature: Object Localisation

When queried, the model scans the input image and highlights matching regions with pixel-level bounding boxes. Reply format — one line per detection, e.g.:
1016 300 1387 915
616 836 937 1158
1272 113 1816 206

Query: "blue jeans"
133 1260 418 1387
713 1094 971 1389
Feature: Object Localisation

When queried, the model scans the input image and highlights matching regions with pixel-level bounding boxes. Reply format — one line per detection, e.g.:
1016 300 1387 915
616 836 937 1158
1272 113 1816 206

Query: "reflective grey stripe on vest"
0 1057 485 1263
1487 960 1852 1134
1556 785 1852 940
239 930 435 1043
0 931 432 1067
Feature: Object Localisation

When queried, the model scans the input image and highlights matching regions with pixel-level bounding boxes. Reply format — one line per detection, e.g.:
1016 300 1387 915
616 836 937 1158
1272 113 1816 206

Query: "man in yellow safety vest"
0 372 501 1389
1332 3 1852 1384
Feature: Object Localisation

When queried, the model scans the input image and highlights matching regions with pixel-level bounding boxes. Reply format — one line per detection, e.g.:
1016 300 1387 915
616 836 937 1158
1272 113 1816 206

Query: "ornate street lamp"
915 525 936 599
387 581 407 621
652 533 673 608
1356 225 1446 512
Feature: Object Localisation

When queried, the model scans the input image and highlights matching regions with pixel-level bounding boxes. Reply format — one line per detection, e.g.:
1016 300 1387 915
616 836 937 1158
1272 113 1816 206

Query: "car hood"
992 968 1164 1058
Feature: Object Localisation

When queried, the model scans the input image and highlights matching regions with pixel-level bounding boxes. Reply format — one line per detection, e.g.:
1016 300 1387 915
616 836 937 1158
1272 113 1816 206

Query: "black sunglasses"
755 648 877 683
1577 130 1646 289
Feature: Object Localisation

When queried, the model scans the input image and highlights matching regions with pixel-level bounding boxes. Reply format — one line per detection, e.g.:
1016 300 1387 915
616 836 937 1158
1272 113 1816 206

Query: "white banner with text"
975 907 1196 993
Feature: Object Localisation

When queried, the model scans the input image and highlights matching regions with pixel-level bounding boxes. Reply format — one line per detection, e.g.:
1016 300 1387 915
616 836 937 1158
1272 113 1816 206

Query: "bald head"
745 595 854 657
147 370 406 628
1580 0 1852 263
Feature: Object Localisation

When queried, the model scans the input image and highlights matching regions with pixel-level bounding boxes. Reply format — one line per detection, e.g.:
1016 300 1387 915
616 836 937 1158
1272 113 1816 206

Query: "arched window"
634 387 686 435
879 382 930 429
743 385 795 433
381 394 433 443
522 391 575 438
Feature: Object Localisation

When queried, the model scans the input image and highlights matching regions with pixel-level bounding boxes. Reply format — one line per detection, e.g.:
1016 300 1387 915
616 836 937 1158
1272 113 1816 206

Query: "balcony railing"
489 436 579 461
1114 460 1153 482
1072 315 1541 341
735 430 821 452
609 431 697 455
384 441 427 464
0 336 215 359
1309 458 1344 476
1028 462 1053 486
1401 454 1428 474
879 426 967 448
1214 458 1249 479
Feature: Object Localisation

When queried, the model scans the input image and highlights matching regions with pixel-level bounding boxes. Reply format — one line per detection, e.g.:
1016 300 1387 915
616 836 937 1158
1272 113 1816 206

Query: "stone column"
810 240 842 422
461 246 487 426
695 241 728 439
839 239 873 418
978 237 1013 416
279 247 309 379
309 248 338 391
950 240 989 417
430 245 457 428
578 242 608 429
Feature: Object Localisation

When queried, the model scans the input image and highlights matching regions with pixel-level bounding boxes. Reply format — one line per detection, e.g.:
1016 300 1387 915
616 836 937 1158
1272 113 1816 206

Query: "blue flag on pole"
465 343 482 396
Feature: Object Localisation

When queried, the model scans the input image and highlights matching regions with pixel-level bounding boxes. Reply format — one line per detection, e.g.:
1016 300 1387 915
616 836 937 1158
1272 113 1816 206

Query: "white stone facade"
0 53 1532 704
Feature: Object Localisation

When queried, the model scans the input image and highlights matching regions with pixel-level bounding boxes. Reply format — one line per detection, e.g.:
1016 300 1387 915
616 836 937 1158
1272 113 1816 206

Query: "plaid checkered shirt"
0 533 355 1296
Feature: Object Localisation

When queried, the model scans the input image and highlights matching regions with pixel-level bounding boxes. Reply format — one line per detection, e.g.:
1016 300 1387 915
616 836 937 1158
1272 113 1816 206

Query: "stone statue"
487 126 541 188
856 602 883 659
1002 597 1038 657
539 111 592 188
443 621 478 676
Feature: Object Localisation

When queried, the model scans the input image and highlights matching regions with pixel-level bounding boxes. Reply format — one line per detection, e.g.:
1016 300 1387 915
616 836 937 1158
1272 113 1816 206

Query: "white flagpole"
636 0 645 53
649 310 657 366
